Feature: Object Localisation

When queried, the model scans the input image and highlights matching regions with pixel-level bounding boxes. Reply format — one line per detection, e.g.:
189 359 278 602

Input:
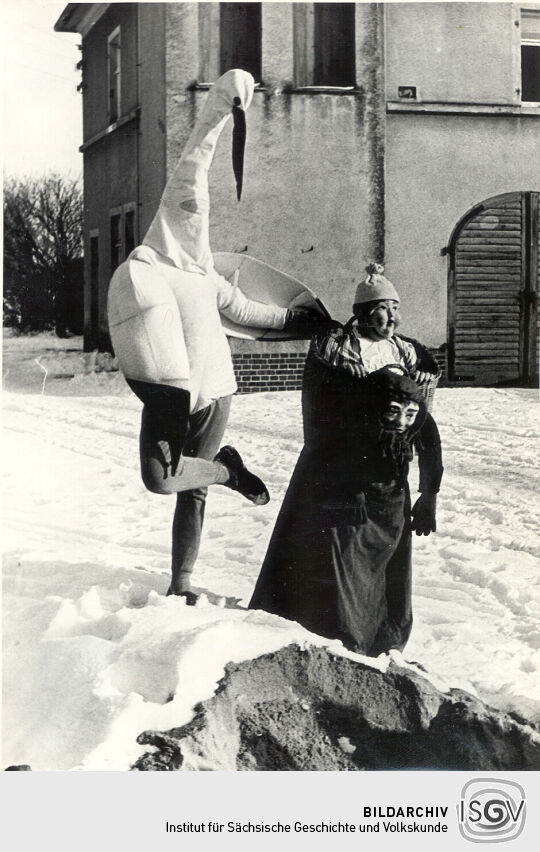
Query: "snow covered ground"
2 332 539 770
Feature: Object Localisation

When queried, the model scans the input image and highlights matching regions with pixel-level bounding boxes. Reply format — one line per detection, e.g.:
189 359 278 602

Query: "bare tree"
3 173 84 335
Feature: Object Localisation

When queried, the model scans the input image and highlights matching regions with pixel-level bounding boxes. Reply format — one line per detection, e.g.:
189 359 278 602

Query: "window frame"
109 206 123 274
123 202 137 255
109 203 138 275
519 6 540 105
219 2 262 81
198 3 262 84
107 25 122 123
89 228 100 346
293 2 356 90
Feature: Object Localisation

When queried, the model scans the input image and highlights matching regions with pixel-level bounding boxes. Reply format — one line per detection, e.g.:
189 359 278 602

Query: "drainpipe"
135 5 141 242
370 2 386 264
355 2 386 265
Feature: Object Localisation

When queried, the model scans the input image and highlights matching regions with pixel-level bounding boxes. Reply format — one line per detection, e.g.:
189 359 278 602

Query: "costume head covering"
142 69 255 275
353 263 400 308
367 367 425 411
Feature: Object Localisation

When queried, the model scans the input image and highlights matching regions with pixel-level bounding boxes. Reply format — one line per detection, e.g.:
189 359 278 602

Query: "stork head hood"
208 68 254 117
142 69 255 274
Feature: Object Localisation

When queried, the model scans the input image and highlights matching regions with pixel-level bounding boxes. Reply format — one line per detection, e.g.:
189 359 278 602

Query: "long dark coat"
249 361 443 656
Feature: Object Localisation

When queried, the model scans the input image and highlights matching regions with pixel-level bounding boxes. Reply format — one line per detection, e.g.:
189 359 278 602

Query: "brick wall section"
233 351 307 393
229 338 309 393
229 338 448 393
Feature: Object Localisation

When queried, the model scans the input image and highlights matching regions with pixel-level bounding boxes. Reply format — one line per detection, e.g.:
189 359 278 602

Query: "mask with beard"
364 368 427 470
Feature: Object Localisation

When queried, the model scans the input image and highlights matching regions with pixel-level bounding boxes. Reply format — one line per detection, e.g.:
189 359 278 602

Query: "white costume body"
107 70 287 413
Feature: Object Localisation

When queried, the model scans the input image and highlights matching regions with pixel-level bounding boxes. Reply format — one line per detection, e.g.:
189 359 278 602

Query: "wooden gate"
448 191 538 385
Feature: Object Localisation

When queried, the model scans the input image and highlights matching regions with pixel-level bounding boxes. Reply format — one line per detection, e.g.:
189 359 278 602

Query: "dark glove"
410 493 437 536
284 307 328 336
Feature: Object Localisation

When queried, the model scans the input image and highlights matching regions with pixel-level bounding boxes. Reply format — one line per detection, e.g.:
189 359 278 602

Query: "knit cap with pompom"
353 263 400 306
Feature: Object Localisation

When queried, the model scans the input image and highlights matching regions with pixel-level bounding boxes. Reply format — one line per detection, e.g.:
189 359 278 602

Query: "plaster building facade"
56 2 539 387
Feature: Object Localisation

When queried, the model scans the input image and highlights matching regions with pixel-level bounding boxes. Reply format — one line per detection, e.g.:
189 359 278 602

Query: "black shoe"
166 587 200 606
214 445 270 505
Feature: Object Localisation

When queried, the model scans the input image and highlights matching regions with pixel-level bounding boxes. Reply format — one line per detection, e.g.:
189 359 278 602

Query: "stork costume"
108 70 289 599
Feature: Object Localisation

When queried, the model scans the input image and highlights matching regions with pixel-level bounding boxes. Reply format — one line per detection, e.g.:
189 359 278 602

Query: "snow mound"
133 644 540 771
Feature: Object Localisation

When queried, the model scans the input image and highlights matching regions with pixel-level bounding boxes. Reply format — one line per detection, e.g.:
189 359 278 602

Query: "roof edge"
54 4 111 36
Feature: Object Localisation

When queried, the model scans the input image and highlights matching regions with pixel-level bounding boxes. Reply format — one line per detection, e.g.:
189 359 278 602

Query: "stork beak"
232 99 246 201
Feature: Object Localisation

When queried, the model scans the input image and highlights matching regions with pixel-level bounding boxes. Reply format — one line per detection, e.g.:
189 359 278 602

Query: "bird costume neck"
142 70 254 275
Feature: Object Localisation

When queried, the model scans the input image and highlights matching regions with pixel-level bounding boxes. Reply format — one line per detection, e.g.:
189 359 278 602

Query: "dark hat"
366 367 426 421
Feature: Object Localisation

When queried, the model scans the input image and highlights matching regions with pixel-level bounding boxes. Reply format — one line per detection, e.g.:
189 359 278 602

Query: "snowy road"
2 334 539 769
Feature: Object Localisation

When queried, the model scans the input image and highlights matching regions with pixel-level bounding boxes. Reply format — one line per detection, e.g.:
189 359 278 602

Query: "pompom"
365 262 385 276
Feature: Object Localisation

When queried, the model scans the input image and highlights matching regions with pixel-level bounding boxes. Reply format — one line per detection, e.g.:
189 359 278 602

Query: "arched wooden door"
448 191 538 386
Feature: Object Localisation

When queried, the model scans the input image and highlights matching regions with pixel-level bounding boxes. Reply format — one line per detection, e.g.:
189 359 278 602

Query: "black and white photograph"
2 0 539 846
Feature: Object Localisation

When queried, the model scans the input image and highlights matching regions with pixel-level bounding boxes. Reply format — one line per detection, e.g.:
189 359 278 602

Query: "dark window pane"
90 235 99 345
110 214 122 272
314 3 356 86
124 210 136 256
220 3 262 80
108 33 121 122
522 45 540 102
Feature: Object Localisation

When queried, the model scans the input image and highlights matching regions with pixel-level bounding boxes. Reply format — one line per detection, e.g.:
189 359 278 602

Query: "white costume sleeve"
215 269 287 329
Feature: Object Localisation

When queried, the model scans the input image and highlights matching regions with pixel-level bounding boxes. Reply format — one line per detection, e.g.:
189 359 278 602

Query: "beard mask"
365 368 426 469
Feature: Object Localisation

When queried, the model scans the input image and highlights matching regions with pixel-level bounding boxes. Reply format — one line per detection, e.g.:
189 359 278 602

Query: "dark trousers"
127 380 232 592
170 395 231 592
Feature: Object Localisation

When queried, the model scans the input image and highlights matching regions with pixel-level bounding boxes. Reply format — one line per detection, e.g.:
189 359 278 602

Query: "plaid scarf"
312 321 438 392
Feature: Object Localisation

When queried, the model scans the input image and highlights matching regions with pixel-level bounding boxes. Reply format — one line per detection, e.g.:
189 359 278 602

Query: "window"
107 27 121 122
521 8 540 102
110 212 122 272
313 4 355 86
124 207 136 257
89 231 99 346
110 204 137 274
220 3 262 80
294 3 356 88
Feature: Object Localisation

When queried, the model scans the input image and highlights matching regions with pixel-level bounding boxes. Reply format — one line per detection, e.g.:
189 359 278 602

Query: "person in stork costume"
108 70 320 603
250 266 443 655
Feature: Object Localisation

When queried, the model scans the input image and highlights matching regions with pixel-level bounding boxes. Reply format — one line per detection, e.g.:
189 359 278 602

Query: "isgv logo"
458 779 526 843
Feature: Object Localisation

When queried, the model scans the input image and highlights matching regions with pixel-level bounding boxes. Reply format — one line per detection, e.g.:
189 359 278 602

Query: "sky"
2 0 82 178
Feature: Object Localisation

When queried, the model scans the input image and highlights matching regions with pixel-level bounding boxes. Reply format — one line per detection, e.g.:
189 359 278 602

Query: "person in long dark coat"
249 366 443 655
